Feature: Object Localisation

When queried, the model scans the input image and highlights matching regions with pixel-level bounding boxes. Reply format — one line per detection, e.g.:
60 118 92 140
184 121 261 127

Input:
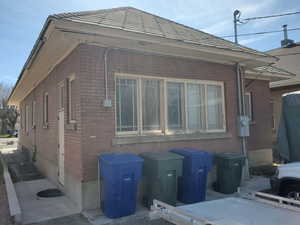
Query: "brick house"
8 7 294 211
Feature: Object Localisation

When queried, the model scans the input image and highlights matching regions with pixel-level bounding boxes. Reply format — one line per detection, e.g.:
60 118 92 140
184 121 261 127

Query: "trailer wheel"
280 182 300 200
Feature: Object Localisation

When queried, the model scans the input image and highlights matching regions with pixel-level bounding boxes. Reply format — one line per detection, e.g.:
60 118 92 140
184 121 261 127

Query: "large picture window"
115 74 226 135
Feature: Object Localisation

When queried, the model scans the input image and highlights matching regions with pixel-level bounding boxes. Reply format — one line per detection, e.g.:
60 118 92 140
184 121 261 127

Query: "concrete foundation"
248 149 273 167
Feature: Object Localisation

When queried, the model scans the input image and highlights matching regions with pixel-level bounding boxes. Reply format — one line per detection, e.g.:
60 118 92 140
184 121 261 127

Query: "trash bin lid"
216 152 244 160
98 153 144 165
170 149 214 171
140 152 183 161
170 149 213 157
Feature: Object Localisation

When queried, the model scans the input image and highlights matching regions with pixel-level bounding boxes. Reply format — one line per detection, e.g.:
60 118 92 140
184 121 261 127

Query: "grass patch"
0 134 12 138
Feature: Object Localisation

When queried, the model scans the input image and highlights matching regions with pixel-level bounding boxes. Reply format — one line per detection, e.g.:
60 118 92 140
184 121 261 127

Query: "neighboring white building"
268 41 300 140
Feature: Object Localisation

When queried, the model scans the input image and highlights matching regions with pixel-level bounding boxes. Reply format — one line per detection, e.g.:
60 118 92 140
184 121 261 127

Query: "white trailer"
150 192 300 225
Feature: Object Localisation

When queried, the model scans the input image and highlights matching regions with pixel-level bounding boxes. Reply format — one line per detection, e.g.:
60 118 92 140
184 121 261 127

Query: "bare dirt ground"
0 184 13 225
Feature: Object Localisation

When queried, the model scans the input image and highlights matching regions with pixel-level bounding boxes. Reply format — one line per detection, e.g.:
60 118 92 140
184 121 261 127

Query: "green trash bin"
139 152 183 208
215 152 245 194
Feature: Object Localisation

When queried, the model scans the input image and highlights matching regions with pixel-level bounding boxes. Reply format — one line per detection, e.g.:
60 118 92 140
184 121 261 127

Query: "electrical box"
103 99 112 108
238 116 249 137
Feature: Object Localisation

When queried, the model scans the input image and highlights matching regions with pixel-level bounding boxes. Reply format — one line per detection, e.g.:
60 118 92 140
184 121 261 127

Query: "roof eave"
8 17 54 106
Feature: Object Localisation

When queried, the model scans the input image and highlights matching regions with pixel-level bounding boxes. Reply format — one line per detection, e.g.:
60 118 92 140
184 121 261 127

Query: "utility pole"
233 10 241 44
233 9 250 180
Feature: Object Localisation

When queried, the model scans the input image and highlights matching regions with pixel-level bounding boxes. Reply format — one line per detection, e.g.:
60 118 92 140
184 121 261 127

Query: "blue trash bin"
170 149 213 203
98 153 144 218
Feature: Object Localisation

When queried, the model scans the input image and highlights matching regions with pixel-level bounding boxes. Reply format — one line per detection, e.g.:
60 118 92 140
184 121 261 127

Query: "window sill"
66 123 77 130
112 132 232 145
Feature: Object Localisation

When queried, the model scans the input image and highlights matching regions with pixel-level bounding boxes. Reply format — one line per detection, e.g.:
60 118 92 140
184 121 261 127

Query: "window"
142 79 161 131
244 92 252 121
43 93 49 125
58 83 64 110
115 74 226 135
207 84 224 130
68 76 76 123
187 83 205 130
32 101 36 127
116 78 138 132
25 104 29 133
167 82 184 130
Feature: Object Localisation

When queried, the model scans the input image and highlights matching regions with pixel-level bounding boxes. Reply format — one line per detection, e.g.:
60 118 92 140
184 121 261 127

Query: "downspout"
236 63 250 180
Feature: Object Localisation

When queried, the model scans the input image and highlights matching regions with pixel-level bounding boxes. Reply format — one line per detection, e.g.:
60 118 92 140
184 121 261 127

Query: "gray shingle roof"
251 65 296 77
52 7 270 57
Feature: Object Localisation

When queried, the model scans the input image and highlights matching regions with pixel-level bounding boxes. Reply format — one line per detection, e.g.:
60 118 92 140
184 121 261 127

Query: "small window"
32 101 36 127
20 108 23 129
244 92 253 121
167 82 184 131
43 93 49 125
142 79 161 131
58 83 64 110
116 78 138 132
25 104 29 133
187 83 205 130
207 84 224 130
68 76 76 123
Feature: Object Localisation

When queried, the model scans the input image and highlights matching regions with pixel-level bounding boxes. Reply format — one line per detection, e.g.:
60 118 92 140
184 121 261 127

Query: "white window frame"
43 92 49 125
115 76 139 135
115 73 226 136
245 92 253 121
25 104 29 134
58 81 64 111
140 78 164 134
165 80 186 135
32 101 36 128
68 75 76 123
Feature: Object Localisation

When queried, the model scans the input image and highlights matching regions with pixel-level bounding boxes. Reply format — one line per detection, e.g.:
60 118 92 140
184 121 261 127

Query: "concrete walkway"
15 179 80 224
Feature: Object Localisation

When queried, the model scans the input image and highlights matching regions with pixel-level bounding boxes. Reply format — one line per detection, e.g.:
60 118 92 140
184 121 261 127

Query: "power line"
243 11 300 21
220 27 300 39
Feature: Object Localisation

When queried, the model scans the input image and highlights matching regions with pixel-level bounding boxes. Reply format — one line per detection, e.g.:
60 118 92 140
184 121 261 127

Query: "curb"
0 153 22 224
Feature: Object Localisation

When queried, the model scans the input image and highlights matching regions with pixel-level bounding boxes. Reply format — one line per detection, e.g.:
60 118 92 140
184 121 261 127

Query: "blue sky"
1 0 300 86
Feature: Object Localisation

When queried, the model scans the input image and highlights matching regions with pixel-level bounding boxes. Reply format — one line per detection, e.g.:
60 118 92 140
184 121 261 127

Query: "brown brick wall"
245 79 273 151
19 44 273 184
79 44 241 181
19 46 83 181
